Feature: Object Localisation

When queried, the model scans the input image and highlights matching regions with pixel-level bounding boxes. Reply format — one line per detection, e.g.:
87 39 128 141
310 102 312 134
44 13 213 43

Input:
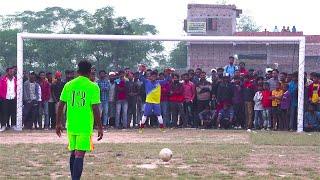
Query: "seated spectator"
217 103 234 129
304 104 320 132
199 105 216 128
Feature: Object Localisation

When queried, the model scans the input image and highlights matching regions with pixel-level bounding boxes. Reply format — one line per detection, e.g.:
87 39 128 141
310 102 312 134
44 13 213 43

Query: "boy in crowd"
262 82 272 130
271 82 283 130
253 84 263 129
280 84 291 130
308 73 320 109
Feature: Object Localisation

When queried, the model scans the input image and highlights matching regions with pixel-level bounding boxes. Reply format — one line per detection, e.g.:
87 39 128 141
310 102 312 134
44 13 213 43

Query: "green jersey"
60 76 100 135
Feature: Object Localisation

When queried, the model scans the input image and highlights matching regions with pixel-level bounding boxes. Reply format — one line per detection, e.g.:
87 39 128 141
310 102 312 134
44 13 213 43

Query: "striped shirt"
97 79 110 101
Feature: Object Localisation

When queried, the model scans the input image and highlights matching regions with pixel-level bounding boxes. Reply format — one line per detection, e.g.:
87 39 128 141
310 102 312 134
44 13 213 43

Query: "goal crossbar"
16 33 306 132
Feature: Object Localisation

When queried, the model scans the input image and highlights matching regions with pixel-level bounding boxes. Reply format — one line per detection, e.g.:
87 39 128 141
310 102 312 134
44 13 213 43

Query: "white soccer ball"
159 148 173 162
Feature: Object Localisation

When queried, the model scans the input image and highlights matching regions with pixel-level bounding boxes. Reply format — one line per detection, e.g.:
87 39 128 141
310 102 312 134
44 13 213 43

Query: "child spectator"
217 103 234 129
199 105 216 129
280 84 291 130
253 84 263 129
308 73 320 109
262 82 272 130
304 104 320 132
271 82 283 130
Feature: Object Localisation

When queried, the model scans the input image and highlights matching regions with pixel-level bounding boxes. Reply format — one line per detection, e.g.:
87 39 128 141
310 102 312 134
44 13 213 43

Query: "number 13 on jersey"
71 91 86 107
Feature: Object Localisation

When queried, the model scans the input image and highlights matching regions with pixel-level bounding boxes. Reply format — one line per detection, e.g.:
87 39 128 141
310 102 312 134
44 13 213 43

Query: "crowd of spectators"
0 56 319 132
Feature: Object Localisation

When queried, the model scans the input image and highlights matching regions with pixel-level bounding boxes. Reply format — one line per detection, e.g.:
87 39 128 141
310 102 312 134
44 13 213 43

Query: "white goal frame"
16 33 306 132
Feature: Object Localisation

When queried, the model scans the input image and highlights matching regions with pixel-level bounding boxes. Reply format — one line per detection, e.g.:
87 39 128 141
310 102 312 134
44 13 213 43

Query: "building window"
238 54 267 60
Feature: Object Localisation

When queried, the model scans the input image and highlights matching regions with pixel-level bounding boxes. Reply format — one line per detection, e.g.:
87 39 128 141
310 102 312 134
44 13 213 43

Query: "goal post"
16 33 306 132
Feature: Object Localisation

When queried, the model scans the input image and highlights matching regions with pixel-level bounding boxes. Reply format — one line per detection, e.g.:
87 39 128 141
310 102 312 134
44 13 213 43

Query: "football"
159 148 173 162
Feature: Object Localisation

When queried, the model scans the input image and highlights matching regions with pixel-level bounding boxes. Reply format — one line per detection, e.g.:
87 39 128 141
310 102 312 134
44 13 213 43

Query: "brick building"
185 4 320 73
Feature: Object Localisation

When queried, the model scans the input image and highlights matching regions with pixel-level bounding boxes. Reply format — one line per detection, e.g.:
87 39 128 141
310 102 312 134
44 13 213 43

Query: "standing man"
52 71 66 128
97 70 110 130
23 71 42 130
47 72 56 129
224 56 238 77
0 67 17 131
39 71 51 130
56 60 103 180
115 70 129 129
127 72 140 128
267 69 280 91
196 72 212 127
182 73 195 127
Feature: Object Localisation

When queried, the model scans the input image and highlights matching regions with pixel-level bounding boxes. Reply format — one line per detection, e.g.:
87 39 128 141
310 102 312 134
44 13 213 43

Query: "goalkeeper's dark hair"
77 60 92 75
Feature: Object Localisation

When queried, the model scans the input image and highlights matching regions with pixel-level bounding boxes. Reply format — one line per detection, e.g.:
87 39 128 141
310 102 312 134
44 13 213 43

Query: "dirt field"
0 129 319 179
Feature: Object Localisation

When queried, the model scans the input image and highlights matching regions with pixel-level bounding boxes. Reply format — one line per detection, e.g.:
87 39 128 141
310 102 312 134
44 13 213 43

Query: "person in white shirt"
253 84 264 129
0 67 17 132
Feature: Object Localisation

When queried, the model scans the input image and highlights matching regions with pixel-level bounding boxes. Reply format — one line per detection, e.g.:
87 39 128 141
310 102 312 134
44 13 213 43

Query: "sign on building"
187 22 207 34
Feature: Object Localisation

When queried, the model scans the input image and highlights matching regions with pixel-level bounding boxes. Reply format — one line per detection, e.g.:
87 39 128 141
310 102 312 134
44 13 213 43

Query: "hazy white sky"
1 0 319 35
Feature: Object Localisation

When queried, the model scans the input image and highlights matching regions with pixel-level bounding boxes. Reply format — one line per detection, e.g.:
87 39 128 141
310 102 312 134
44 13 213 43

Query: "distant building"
185 4 320 73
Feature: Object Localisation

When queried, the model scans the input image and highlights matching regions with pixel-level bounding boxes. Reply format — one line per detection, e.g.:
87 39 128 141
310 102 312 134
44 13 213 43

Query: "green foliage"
0 6 165 72
167 42 188 69
237 15 261 32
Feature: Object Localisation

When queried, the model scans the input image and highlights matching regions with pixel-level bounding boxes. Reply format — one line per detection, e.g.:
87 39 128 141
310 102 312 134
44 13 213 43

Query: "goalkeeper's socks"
72 157 84 180
69 154 75 177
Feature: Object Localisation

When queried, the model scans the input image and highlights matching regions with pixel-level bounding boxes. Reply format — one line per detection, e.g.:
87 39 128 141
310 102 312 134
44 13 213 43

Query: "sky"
1 0 320 36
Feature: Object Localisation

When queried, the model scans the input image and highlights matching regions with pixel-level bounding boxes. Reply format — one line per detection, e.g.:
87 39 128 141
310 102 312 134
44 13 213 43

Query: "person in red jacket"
0 67 17 131
261 82 272 130
39 71 51 130
159 73 171 127
169 74 185 128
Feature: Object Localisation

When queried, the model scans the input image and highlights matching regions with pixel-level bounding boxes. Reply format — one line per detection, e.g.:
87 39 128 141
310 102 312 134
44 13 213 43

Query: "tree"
236 15 260 32
0 29 18 72
167 42 188 69
0 6 165 72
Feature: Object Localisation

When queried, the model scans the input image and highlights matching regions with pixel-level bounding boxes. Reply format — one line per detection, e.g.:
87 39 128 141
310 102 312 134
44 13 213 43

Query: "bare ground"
0 129 319 179
0 128 249 144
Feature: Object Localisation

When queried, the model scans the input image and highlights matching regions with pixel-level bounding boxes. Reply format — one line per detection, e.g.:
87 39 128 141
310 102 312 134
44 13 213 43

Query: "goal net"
15 33 306 131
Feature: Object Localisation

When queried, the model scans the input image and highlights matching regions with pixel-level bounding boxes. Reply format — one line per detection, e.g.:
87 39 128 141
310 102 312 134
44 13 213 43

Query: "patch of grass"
250 131 320 146
1 130 320 179
0 143 251 179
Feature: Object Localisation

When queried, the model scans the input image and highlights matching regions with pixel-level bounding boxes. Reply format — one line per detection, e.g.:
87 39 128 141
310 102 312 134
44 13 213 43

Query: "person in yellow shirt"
271 82 283 130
